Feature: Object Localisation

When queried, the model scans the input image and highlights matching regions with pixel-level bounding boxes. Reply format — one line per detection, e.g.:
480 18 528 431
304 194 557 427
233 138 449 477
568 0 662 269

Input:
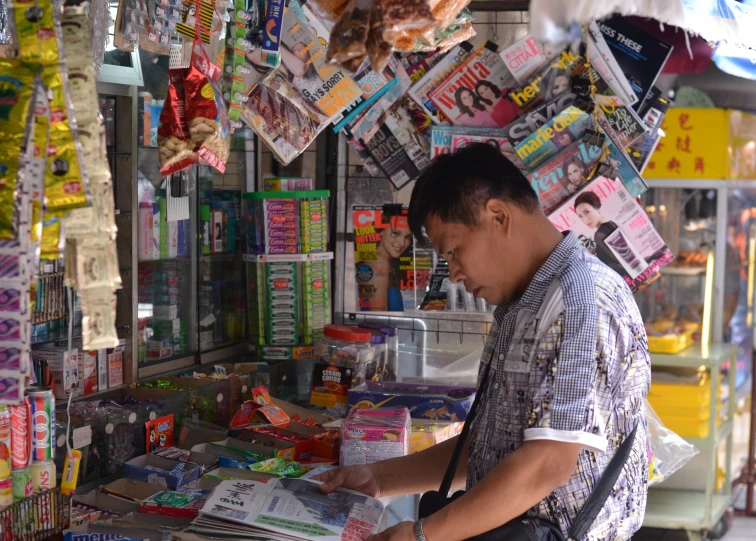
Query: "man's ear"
484 198 512 235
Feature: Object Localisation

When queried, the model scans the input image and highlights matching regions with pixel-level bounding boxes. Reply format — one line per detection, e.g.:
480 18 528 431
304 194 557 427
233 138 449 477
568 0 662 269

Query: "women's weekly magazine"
429 42 520 128
548 176 674 291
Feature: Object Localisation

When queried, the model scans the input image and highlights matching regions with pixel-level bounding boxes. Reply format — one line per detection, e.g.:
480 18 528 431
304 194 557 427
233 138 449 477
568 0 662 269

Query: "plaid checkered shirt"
467 232 650 541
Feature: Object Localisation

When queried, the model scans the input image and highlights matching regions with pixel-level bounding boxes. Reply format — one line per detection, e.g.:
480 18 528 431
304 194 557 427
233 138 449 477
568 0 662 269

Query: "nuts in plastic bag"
376 0 435 32
366 5 395 73
185 39 230 173
309 0 349 22
326 0 370 65
158 68 195 176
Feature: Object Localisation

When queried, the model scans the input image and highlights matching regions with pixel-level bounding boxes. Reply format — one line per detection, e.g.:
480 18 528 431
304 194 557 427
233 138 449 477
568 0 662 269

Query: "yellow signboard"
646 107 756 180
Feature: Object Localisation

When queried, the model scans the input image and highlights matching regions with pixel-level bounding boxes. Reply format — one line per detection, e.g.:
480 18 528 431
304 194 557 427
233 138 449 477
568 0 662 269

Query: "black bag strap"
437 347 639 541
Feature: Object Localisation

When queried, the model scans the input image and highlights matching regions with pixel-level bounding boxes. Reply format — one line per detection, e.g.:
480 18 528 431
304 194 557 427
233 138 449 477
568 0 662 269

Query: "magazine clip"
582 129 605 148
484 41 499 53
460 41 474 52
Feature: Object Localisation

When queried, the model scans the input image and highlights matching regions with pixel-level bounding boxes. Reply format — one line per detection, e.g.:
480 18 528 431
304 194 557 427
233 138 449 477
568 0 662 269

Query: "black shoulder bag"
418 349 638 541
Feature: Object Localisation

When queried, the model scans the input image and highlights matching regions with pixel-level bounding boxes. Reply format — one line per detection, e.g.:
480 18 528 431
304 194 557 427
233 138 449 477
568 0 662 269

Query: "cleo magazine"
548 176 674 291
353 206 430 312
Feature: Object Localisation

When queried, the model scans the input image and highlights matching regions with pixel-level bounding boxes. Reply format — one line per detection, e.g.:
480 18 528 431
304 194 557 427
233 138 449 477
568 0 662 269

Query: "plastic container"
242 191 330 255
311 325 375 413
176 419 228 450
358 322 398 381
363 329 386 383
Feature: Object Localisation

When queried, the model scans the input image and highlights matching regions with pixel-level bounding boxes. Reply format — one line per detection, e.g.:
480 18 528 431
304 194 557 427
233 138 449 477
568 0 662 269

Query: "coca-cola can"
9 402 30 469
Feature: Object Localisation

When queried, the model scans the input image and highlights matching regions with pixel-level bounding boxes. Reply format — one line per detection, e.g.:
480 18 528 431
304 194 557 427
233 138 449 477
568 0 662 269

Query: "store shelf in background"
650 344 738 368
32 326 83 346
643 490 730 531
243 252 334 263
200 253 244 262
344 311 493 339
137 257 193 264
685 418 734 448
659 266 707 277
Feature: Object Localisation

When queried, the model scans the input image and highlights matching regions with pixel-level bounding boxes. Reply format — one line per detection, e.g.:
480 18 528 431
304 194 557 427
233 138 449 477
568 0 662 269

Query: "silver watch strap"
413 518 428 541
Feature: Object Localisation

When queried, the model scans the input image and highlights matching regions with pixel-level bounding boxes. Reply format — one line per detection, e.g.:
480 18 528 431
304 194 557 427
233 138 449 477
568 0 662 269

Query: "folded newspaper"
191 479 385 541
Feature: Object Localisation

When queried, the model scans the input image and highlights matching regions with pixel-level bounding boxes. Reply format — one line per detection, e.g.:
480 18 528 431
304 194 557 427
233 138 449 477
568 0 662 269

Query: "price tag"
72 426 92 449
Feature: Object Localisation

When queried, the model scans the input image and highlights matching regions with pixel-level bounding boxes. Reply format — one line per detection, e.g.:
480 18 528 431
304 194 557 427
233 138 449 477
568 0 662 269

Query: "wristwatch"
413 519 428 541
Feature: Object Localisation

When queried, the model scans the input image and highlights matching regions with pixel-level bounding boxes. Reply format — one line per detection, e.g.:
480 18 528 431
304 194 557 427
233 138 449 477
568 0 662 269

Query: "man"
318 144 650 541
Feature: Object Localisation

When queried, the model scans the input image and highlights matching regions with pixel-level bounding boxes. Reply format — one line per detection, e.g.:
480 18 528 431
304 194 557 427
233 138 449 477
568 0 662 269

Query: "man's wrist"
413 519 428 541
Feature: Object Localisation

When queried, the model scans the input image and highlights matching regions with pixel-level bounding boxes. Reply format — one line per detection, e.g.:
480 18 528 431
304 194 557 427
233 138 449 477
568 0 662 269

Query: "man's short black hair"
408 143 540 240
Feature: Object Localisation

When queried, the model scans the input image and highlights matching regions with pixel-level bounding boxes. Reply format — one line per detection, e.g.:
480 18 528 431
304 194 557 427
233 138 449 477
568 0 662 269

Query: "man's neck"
514 217 564 297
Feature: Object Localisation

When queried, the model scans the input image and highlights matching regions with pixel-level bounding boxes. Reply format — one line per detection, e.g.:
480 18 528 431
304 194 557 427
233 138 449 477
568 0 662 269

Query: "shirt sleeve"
523 302 609 454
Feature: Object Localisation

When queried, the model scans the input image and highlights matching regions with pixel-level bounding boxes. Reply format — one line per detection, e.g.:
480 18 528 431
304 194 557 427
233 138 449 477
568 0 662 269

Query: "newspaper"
548 176 673 291
193 479 384 541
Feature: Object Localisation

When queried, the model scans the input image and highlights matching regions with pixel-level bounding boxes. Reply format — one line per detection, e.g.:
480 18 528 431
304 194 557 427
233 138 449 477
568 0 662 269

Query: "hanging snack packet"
308 0 349 22
376 0 434 31
158 68 195 176
366 4 395 73
326 0 370 65
185 39 231 173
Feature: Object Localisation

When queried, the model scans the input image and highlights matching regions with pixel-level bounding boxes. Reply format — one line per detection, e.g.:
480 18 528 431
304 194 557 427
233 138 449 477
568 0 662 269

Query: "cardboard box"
244 426 314 461
646 107 756 179
100 478 164 503
202 467 278 481
72 491 141 515
123 454 200 490
348 381 476 422
139 488 210 519
204 437 278 462
409 420 463 454
228 429 299 461
287 421 340 460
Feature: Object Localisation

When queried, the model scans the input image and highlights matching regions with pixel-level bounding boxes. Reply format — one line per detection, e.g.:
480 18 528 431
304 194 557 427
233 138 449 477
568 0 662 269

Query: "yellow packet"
61 450 81 496
40 212 64 259
45 134 89 211
12 0 62 66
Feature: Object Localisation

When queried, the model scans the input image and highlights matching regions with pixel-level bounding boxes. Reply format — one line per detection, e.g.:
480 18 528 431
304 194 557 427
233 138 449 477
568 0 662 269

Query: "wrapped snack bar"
340 406 411 466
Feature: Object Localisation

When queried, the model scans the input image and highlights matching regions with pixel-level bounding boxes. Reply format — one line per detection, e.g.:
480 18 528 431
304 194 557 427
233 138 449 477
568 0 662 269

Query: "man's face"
425 205 523 306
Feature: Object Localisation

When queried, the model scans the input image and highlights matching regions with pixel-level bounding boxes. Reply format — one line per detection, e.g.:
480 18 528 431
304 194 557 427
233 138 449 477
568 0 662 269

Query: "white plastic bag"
645 399 699 486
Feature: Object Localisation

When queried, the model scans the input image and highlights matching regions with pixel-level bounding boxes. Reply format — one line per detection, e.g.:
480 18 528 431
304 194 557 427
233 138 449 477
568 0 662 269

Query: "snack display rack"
0 489 70 541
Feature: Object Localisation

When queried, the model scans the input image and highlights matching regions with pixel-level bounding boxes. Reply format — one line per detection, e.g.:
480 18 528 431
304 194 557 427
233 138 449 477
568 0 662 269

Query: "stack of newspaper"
190 479 385 541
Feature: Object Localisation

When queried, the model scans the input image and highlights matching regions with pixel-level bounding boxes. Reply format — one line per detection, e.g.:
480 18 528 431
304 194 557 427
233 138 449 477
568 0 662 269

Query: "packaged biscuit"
326 0 370 65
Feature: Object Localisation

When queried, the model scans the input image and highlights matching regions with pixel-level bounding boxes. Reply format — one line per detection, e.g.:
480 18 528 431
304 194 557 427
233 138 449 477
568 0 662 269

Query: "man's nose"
449 263 465 284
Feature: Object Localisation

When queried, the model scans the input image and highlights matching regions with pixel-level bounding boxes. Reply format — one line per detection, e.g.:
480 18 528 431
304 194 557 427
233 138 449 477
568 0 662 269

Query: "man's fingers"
318 468 347 493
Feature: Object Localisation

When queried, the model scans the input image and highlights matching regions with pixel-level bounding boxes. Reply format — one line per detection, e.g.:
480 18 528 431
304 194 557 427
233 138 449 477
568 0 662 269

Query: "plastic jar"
363 329 387 382
312 325 375 413
358 322 398 381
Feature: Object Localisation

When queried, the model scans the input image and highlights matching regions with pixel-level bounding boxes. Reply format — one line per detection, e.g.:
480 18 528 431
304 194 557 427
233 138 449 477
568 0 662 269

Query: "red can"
26 388 55 462
9 403 30 469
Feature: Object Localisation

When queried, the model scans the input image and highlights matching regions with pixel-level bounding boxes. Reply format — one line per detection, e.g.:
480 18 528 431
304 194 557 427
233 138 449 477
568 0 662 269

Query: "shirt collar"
494 232 583 322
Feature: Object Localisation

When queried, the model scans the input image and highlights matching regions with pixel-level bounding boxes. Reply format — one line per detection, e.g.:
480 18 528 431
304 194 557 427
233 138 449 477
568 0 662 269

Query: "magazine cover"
346 64 412 144
431 125 507 158
384 104 431 171
408 41 475 126
528 139 606 214
345 133 383 177
507 49 585 114
353 206 424 312
514 106 594 170
503 91 581 145
596 137 648 199
194 479 384 541
332 60 399 133
597 16 673 112
451 134 527 172
549 176 674 291
626 88 670 173
271 0 362 118
362 123 421 190
585 22 638 107
429 43 520 128
499 34 563 84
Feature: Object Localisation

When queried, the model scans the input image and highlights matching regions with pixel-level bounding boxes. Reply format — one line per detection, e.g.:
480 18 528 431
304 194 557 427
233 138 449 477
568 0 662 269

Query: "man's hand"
363 521 415 541
314 466 383 497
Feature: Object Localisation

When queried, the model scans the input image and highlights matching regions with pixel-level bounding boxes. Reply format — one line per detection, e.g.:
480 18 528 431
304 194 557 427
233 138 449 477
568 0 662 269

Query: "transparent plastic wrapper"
358 322 398 381
311 325 375 414
89 0 109 74
645 400 699 486
308 0 349 22
376 0 435 32
326 0 370 65
158 68 195 175
366 4 395 73
393 7 474 52
341 407 411 466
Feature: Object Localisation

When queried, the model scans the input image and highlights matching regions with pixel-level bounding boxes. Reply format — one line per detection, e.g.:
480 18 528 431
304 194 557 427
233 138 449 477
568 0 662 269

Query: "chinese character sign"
645 108 729 179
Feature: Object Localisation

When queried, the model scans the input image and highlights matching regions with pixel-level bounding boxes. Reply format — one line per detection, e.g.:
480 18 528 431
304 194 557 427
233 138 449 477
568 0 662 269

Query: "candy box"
139 488 210 519
72 491 141 516
100 478 164 503
340 407 411 467
409 420 463 454
122 454 200 490
152 446 219 472
242 426 315 461
203 437 279 463
228 428 302 461
287 421 340 460
348 381 476 422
